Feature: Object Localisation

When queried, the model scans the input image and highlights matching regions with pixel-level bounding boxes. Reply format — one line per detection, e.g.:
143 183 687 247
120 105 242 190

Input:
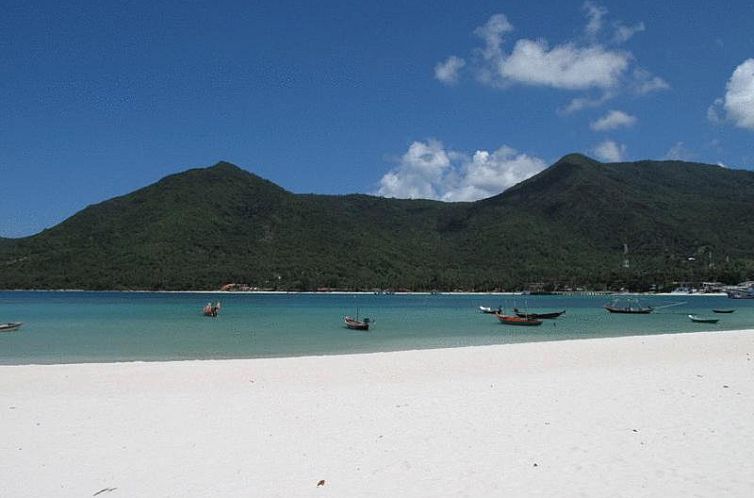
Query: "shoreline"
2 326 751 368
2 330 753 496
0 288 729 296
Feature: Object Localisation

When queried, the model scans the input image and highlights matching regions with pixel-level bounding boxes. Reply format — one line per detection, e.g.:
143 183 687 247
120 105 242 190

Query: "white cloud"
434 56 466 85
472 13 514 86
612 22 645 43
593 140 626 162
500 39 629 90
559 91 614 114
590 110 637 131
707 98 724 123
377 140 451 199
474 13 513 61
377 141 546 202
632 68 670 94
442 146 547 202
583 1 608 37
722 59 754 130
436 4 666 112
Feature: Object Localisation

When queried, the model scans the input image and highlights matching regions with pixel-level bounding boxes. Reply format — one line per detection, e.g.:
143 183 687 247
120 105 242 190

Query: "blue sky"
2 0 753 237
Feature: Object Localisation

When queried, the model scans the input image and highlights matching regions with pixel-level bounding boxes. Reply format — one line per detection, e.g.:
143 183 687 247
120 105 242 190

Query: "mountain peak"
553 153 600 167
209 161 243 171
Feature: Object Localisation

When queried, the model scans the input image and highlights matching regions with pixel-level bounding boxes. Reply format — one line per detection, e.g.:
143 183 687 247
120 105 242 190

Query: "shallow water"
1 291 752 364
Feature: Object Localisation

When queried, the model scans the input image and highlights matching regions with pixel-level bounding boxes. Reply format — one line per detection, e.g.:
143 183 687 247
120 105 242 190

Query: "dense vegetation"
1 154 753 291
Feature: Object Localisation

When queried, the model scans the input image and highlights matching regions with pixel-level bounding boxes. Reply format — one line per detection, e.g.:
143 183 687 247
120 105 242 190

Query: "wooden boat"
688 314 719 324
513 308 565 319
604 298 653 314
712 309 735 313
202 302 221 317
495 312 542 326
479 306 500 314
344 316 370 330
0 322 22 332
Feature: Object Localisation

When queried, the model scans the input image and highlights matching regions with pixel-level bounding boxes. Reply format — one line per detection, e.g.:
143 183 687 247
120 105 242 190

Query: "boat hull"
344 317 369 330
0 322 22 332
604 306 653 314
495 313 542 326
689 315 719 324
514 308 565 319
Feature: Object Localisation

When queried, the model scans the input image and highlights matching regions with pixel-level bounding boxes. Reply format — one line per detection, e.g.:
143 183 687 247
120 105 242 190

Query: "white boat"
688 315 719 324
479 306 500 314
0 322 22 332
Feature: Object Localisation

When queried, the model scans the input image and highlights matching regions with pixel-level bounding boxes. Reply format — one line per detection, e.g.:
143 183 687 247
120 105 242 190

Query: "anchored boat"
495 312 542 326
0 322 23 332
513 308 565 319
604 298 653 314
688 314 719 324
344 316 370 330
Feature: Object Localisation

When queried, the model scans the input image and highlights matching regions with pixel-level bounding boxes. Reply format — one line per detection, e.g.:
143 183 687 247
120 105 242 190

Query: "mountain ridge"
1 155 752 291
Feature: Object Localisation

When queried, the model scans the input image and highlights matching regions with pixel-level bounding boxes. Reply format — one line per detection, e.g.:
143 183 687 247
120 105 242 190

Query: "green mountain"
1 155 753 291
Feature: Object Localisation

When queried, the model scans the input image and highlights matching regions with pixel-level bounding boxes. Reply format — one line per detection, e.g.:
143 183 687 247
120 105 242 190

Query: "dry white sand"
2 330 754 497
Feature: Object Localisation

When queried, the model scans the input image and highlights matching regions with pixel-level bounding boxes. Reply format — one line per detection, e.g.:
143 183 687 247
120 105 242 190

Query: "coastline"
0 288 729 296
2 330 753 497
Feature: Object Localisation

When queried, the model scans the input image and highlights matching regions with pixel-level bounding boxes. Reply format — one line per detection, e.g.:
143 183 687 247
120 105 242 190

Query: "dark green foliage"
1 156 753 291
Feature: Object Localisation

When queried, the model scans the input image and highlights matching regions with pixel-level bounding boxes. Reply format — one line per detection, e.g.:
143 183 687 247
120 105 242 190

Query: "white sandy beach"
2 331 754 497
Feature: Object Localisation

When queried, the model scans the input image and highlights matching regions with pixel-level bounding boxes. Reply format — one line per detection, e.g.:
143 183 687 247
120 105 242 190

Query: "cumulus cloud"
436 3 667 111
377 141 546 202
442 146 548 202
593 140 626 162
590 110 637 131
434 56 466 85
376 140 451 199
500 39 629 90
711 59 754 130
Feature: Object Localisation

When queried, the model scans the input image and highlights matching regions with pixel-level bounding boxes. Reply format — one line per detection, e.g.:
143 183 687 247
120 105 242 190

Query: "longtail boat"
495 312 542 326
604 298 653 314
344 316 370 330
513 308 565 319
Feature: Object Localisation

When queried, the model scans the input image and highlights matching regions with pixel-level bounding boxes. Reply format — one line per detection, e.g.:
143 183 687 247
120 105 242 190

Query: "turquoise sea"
1 291 753 365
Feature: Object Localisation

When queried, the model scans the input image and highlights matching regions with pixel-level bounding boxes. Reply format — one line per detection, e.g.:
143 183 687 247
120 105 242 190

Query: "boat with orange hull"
495 312 542 326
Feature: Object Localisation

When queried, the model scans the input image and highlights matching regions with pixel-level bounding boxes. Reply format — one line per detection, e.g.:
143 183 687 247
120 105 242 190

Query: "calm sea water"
1 291 752 365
